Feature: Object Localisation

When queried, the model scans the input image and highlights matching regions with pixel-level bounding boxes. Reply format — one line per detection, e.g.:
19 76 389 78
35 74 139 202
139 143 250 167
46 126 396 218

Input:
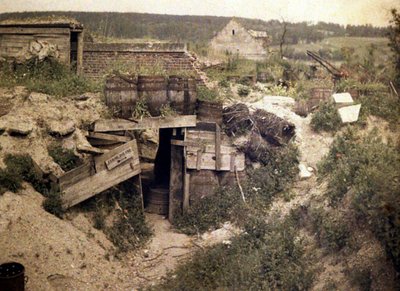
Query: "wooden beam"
76 145 107 155
0 27 71 35
186 152 245 171
183 172 190 212
59 163 93 190
94 115 197 132
87 132 132 143
61 162 141 209
196 149 203 170
215 124 221 171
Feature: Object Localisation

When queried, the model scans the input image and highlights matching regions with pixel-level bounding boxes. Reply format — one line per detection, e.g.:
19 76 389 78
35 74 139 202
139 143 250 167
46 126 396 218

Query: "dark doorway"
70 32 78 72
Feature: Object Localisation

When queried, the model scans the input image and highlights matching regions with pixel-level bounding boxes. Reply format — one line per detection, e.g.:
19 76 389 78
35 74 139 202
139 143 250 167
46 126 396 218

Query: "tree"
279 19 288 59
388 9 400 88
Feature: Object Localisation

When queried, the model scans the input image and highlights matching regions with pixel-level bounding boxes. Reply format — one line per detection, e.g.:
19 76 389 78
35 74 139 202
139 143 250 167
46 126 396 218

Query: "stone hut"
210 19 269 60
0 17 84 72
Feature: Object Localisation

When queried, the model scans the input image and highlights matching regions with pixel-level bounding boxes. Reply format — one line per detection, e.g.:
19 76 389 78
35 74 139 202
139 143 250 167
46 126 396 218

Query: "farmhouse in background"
210 19 269 60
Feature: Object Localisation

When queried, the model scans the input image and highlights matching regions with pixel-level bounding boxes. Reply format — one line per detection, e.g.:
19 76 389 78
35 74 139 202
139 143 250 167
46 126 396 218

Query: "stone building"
210 19 269 60
0 18 84 72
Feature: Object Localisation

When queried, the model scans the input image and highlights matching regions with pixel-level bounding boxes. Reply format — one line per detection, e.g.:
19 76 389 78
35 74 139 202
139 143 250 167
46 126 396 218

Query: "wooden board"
59 163 93 190
60 140 141 209
94 140 139 173
87 132 132 143
186 151 245 171
94 115 197 132
61 162 141 209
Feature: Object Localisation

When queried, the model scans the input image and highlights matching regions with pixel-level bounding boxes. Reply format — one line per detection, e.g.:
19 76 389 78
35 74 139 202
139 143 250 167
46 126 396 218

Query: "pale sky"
0 0 399 26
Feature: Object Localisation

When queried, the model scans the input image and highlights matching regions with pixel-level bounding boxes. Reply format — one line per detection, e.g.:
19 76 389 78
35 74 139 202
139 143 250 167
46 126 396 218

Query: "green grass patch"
0 58 100 97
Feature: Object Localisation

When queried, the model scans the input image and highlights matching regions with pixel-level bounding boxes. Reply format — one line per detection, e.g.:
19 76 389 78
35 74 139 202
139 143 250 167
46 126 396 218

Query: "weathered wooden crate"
57 140 142 209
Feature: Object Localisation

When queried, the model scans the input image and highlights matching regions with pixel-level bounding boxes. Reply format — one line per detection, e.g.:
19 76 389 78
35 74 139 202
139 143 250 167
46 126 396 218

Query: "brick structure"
83 43 198 80
210 19 269 60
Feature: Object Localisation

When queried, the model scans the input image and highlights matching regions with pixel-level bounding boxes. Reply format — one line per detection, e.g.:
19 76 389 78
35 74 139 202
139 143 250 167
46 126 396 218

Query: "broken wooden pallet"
57 140 142 209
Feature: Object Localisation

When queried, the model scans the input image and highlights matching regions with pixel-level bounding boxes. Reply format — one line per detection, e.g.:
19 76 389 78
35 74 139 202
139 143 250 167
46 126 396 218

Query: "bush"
197 86 221 102
81 180 152 253
319 130 400 270
3 154 47 193
42 190 64 218
218 79 229 88
237 85 250 97
173 187 244 235
311 208 350 252
0 168 22 194
48 143 82 172
153 216 314 291
311 101 341 132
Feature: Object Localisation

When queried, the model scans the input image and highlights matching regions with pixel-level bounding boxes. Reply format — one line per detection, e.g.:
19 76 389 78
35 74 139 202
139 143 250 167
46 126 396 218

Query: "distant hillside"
0 11 389 45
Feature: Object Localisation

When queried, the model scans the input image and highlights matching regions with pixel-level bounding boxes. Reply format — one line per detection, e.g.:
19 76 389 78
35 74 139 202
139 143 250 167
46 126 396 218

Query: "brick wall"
82 43 198 80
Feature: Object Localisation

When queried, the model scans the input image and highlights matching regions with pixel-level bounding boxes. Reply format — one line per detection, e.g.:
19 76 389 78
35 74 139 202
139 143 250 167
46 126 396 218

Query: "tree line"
0 11 389 44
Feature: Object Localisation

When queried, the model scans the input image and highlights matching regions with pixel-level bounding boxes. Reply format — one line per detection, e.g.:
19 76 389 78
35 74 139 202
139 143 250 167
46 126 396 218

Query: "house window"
232 29 235 35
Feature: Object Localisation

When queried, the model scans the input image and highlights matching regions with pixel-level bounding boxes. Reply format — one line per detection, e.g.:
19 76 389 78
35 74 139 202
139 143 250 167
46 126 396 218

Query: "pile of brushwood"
223 103 295 146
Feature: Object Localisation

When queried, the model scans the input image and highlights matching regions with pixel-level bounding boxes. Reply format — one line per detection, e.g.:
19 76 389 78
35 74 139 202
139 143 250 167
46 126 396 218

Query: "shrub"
319 130 400 270
173 187 244 235
311 208 350 252
48 143 82 172
153 216 314 291
3 154 47 193
218 79 229 88
42 190 64 218
81 180 152 253
0 168 22 193
237 85 250 97
197 86 221 102
311 101 341 132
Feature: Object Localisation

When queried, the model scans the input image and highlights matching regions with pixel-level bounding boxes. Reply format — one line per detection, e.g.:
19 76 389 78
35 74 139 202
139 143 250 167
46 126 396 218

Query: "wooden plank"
94 140 139 173
196 149 202 170
183 172 190 212
215 124 221 171
186 152 245 171
87 137 123 146
76 145 106 155
87 131 132 143
0 27 70 35
169 143 184 222
105 147 135 170
230 153 236 172
61 163 141 209
59 163 93 190
94 115 197 132
186 130 230 146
